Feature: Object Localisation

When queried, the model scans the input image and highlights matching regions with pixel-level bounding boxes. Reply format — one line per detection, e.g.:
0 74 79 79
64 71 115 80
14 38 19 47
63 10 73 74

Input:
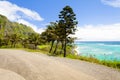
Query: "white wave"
104 52 113 55
108 44 120 47
96 43 120 47
72 46 81 55
97 43 105 46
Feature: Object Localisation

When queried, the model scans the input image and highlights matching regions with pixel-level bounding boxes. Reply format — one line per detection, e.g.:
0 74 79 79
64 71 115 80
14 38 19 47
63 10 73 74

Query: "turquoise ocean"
75 41 120 61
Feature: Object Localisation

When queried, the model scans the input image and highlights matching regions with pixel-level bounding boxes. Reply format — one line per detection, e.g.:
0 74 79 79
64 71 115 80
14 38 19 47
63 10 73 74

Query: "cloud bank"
76 23 120 41
0 1 44 33
101 0 120 8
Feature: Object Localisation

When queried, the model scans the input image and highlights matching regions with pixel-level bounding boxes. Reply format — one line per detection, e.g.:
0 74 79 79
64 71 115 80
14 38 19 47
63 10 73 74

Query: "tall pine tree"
58 6 78 57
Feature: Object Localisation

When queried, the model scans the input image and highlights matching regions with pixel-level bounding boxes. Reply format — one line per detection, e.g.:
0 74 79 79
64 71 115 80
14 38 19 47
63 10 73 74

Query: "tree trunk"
11 41 14 48
49 40 54 53
64 39 66 57
35 44 37 49
23 43 25 48
0 24 1 29
60 41 64 54
53 41 59 54
0 39 1 47
14 43 16 48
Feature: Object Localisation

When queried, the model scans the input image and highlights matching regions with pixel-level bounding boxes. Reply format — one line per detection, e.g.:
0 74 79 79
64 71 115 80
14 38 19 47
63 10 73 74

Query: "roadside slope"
0 49 120 80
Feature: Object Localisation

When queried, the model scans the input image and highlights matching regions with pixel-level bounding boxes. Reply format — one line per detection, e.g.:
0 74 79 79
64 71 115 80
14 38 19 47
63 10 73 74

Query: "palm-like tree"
28 33 41 49
41 22 60 54
21 37 29 48
0 32 3 47
46 23 57 53
10 33 20 47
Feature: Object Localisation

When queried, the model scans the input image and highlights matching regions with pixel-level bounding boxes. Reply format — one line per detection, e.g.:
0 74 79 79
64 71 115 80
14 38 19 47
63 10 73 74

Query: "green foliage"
28 33 42 49
58 6 78 57
67 54 120 70
0 14 35 38
0 14 40 48
38 45 50 49
100 60 120 69
41 6 78 57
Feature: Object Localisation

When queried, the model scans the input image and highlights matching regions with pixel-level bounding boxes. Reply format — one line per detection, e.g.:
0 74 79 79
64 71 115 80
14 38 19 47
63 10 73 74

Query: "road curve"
0 68 25 80
0 49 120 80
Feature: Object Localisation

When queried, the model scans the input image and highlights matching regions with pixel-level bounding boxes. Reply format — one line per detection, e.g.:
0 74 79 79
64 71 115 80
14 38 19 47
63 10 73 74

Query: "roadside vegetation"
67 54 120 70
0 6 120 70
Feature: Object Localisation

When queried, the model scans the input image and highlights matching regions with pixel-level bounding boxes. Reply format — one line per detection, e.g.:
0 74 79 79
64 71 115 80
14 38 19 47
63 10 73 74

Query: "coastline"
74 41 120 61
73 46 79 55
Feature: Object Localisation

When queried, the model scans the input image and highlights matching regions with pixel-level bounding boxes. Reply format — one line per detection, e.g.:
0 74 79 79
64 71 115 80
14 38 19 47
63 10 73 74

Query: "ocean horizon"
75 41 120 61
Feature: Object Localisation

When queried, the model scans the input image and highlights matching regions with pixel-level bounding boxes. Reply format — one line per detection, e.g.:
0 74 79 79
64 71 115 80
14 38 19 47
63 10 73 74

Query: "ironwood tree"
58 6 78 57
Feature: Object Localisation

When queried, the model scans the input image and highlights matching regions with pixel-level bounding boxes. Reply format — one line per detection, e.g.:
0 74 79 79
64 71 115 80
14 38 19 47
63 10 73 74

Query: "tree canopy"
41 6 78 57
58 6 78 57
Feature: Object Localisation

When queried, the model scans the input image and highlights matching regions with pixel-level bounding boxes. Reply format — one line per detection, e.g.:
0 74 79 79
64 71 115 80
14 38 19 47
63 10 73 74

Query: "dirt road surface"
0 49 120 80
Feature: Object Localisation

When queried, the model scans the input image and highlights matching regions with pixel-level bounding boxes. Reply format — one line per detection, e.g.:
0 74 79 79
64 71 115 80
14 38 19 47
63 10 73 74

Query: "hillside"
0 14 35 37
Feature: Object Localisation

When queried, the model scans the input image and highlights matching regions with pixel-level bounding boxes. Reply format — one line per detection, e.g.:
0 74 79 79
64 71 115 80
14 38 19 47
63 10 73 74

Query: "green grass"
67 54 120 70
67 54 100 63
100 60 120 69
38 45 50 49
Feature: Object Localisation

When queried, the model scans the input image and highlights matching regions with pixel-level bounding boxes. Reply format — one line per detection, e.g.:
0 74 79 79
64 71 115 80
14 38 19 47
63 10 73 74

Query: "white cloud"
16 19 46 34
0 1 43 21
0 1 44 33
75 23 120 41
101 0 120 8
17 19 37 31
37 28 46 34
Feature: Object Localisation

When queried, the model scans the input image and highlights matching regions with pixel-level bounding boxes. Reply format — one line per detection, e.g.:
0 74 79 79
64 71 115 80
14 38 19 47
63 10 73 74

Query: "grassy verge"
67 54 120 70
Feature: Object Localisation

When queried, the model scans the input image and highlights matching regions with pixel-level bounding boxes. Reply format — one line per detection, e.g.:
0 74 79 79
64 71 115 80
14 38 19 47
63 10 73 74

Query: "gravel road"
0 49 120 80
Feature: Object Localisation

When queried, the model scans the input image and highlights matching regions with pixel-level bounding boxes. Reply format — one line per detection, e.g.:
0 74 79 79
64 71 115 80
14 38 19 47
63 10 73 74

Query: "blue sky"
7 0 120 26
0 0 120 41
